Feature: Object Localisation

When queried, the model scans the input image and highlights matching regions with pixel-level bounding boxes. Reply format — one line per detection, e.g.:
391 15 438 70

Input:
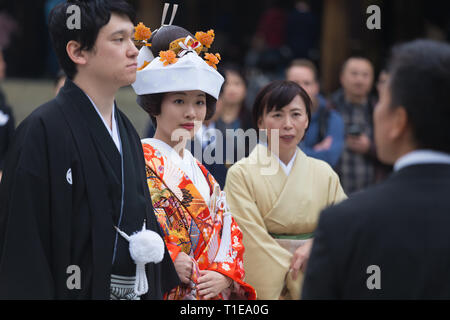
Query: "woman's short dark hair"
252 80 312 131
48 0 136 80
387 39 450 153
137 93 216 128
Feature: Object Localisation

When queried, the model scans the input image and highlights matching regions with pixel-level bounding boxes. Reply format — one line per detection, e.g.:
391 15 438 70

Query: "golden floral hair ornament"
177 36 202 57
159 50 178 66
131 3 224 99
134 3 179 71
204 53 221 70
134 22 152 45
195 29 215 49
168 37 203 56
135 21 154 70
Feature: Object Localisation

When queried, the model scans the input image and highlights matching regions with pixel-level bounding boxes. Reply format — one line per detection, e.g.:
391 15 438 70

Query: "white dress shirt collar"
394 149 450 172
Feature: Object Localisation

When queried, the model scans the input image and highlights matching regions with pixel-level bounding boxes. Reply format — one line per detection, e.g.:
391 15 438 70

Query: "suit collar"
394 150 450 172
58 79 122 179
390 163 450 181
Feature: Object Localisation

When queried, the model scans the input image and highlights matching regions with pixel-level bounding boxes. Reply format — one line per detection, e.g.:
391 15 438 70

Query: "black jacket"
0 80 179 299
302 163 450 299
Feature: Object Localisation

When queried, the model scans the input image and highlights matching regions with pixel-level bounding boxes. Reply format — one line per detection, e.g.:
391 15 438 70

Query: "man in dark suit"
302 39 450 299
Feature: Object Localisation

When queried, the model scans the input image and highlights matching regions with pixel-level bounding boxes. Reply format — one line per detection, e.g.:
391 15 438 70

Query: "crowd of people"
142 50 392 196
0 0 449 300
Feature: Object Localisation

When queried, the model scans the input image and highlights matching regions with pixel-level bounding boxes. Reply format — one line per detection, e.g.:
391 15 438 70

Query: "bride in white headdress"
131 3 256 300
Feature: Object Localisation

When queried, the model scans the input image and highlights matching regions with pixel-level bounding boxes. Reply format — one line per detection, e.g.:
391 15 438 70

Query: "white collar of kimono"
85 93 121 154
259 142 298 176
142 138 211 204
394 149 450 172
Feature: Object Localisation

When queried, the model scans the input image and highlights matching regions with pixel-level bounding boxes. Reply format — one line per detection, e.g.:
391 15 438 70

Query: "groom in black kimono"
0 0 179 299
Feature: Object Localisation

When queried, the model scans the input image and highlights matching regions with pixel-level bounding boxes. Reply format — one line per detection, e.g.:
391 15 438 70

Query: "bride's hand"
197 270 232 300
174 252 193 284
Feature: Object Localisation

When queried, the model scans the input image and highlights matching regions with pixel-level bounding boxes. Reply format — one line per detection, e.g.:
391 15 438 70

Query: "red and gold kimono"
142 141 256 300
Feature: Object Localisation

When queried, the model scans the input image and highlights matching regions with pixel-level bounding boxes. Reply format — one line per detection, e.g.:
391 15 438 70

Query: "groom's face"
84 13 139 88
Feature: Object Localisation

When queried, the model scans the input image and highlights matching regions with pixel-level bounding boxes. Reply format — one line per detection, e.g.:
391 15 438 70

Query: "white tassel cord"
115 221 165 296
134 263 148 296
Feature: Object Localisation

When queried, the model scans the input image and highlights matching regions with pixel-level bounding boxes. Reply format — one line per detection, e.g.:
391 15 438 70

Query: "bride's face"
155 90 207 146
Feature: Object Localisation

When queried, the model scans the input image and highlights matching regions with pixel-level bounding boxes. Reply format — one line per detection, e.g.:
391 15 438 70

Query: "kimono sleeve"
0 120 55 299
224 164 292 300
207 215 257 300
328 170 347 205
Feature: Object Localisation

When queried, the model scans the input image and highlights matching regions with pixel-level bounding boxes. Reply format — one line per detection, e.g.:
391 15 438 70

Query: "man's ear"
66 40 88 66
391 106 408 140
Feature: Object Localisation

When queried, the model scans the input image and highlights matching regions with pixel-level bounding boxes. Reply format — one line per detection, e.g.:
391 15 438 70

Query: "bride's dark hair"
148 25 194 56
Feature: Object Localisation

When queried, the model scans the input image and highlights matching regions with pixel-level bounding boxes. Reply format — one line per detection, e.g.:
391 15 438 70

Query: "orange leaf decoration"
195 29 215 49
137 60 150 71
134 22 152 41
159 50 178 66
204 52 220 70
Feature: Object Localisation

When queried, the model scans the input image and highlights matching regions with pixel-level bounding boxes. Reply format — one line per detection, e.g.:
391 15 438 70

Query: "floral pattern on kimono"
142 142 256 300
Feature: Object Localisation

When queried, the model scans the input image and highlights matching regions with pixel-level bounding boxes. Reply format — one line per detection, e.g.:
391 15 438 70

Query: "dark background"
0 0 449 94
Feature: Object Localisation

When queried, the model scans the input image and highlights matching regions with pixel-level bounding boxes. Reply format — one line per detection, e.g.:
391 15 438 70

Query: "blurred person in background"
286 1 319 61
286 59 344 168
330 56 378 195
194 64 253 188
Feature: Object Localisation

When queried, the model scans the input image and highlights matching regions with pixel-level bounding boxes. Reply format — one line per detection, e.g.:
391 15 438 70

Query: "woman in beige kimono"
224 80 347 299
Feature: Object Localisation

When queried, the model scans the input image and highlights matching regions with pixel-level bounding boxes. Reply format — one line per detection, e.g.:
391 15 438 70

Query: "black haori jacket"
0 80 179 299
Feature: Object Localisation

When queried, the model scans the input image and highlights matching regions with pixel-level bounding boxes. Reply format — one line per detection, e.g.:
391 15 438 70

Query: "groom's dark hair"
48 0 136 79
387 39 450 153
